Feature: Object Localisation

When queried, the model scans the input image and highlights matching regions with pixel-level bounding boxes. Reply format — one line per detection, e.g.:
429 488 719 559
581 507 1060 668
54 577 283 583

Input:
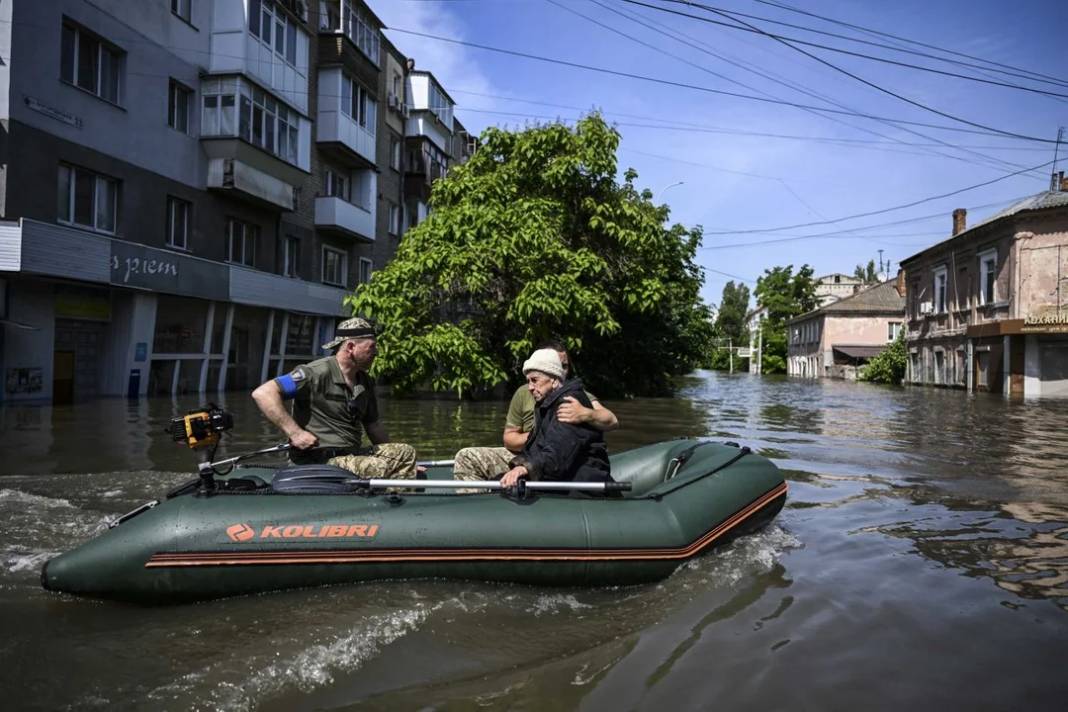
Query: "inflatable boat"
42 439 787 603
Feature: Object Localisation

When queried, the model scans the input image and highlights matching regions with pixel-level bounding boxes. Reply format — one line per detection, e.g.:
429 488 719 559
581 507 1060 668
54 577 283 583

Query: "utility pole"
878 249 885 278
729 337 734 374
756 323 763 375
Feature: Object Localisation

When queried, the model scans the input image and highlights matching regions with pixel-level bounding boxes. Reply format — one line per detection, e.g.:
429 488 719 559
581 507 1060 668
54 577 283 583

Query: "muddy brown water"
1 371 1066 710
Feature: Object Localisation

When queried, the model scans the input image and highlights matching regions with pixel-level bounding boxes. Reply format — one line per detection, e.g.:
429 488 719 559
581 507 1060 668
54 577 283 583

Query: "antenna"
1052 127 1065 192
878 249 885 276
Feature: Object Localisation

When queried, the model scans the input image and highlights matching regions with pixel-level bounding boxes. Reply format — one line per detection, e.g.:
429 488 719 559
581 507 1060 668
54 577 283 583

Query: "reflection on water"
1 371 1068 710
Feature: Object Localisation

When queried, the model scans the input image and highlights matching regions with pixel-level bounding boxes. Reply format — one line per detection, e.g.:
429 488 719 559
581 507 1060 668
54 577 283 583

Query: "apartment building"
900 183 1068 398
0 0 473 403
814 273 865 307
786 280 905 380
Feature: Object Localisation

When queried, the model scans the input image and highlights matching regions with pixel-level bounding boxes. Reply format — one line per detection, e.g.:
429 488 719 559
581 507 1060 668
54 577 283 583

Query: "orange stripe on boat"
145 482 787 568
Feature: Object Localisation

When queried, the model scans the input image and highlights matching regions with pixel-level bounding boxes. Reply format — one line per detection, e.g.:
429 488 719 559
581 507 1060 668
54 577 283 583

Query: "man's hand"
500 465 529 488
557 396 593 425
288 429 319 450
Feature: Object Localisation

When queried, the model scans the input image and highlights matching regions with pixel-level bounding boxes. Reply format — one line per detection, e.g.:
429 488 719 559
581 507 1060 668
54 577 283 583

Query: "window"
249 0 298 65
60 23 122 104
934 350 945 385
166 197 191 249
58 164 118 233
320 1 380 65
358 257 373 285
387 201 400 235
171 0 191 23
324 169 348 200
390 136 402 171
322 246 347 286
979 249 997 305
392 72 402 100
428 80 451 125
341 75 376 133
202 78 299 165
350 170 373 210
887 322 902 341
168 80 192 134
283 236 299 277
933 266 948 314
227 219 258 267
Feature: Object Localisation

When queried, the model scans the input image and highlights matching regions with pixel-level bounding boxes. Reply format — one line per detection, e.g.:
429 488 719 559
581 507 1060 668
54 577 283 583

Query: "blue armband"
275 373 298 399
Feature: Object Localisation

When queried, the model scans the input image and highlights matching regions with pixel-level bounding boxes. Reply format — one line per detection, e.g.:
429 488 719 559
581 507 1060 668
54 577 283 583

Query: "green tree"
853 259 879 284
348 114 714 398
753 265 817 374
709 281 750 370
860 330 907 384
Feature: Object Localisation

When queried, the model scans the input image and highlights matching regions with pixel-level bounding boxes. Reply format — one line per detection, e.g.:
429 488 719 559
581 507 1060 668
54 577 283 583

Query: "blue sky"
372 0 1068 307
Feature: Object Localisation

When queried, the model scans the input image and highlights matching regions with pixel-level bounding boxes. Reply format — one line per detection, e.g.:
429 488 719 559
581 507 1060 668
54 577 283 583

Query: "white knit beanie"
522 348 565 380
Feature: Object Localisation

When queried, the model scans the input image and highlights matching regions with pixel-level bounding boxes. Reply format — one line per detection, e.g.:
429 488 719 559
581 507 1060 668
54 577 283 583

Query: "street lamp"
655 181 684 202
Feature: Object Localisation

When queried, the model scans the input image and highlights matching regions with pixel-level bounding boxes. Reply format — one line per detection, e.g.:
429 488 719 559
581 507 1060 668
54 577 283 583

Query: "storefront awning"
832 344 886 360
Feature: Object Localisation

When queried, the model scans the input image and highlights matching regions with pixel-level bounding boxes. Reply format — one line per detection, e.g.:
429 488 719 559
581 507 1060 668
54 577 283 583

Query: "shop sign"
110 242 228 301
6 367 42 394
24 96 82 128
1022 311 1068 333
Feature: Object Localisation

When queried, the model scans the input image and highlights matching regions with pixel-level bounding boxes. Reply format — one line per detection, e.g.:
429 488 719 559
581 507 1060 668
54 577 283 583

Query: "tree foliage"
347 114 714 397
753 265 817 374
860 330 907 384
709 280 750 371
853 259 880 284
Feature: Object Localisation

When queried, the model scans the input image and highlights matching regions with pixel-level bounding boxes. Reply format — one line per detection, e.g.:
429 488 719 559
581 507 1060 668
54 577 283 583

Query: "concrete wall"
2 278 55 402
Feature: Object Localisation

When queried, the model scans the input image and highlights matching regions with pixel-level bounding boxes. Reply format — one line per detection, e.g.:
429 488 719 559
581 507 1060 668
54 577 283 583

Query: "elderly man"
497 348 612 489
251 317 417 478
453 340 617 485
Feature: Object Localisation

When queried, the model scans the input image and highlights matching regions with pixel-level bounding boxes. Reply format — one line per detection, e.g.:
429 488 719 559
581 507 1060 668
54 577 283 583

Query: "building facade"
0 0 473 403
786 280 905 380
901 187 1068 398
814 273 865 307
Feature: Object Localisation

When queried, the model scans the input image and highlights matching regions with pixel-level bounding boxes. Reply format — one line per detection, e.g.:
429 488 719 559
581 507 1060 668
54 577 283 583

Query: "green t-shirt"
505 384 598 432
282 356 378 450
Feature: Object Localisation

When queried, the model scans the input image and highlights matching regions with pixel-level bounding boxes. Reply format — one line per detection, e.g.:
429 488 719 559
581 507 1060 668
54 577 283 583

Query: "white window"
320 1 381 65
979 249 997 306
387 201 400 235
428 80 452 125
324 169 348 200
227 219 258 267
283 236 299 277
322 246 347 286
358 257 373 284
888 322 902 341
202 78 299 166
341 75 376 133
60 23 122 104
168 79 192 134
58 164 118 233
171 0 192 23
933 266 948 314
249 0 298 66
166 197 190 249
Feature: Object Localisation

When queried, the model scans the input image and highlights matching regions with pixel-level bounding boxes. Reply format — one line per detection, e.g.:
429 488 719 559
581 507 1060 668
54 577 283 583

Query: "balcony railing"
314 196 374 241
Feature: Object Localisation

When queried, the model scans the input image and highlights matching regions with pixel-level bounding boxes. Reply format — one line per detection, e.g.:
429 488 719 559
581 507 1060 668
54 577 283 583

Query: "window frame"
201 77 299 165
57 163 118 234
933 266 948 314
887 321 902 342
170 0 192 24
978 248 997 306
358 257 373 285
324 169 348 201
321 246 347 287
166 196 191 250
387 200 400 235
168 79 193 134
60 22 123 106
226 218 258 267
249 0 299 67
283 236 300 278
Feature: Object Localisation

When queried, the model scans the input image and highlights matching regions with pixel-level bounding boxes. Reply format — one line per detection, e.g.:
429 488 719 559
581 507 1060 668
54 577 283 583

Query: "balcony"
317 68 376 167
314 196 374 242
206 157 296 211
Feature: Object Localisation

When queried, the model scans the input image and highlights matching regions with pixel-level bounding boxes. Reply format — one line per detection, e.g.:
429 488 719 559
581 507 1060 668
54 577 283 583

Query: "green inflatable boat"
42 440 787 603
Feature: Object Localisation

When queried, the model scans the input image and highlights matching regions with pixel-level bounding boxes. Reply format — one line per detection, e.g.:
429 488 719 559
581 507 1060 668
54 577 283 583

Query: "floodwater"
1 371 1067 711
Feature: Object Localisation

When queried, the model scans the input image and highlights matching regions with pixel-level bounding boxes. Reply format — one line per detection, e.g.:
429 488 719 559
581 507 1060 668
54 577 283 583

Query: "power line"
702 158 1055 235
386 27 1057 143
627 0 1059 143
587 0 1047 179
747 0 1068 89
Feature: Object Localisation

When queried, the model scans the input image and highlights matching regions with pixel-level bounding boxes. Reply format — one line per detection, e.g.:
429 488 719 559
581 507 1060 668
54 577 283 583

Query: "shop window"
286 314 315 355
58 164 118 233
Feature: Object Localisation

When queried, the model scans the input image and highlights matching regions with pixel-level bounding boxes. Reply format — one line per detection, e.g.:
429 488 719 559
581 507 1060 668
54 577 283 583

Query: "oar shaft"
417 459 456 467
363 478 629 492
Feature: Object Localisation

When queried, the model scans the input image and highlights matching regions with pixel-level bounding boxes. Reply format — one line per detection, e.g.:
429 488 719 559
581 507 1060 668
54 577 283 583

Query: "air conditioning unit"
401 104 411 118
919 302 933 315
387 93 399 109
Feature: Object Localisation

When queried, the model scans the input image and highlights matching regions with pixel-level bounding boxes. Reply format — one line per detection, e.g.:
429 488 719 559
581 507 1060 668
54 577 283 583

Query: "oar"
417 459 455 467
277 473 630 494
202 443 291 472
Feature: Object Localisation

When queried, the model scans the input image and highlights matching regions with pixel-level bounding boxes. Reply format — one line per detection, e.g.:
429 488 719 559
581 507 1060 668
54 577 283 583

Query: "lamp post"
655 181 684 202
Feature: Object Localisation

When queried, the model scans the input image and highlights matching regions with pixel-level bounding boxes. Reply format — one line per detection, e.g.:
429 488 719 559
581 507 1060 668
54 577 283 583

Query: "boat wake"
0 488 110 579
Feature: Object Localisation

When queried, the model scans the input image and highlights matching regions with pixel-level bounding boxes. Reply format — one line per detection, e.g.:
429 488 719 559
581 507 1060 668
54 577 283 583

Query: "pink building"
786 280 905 379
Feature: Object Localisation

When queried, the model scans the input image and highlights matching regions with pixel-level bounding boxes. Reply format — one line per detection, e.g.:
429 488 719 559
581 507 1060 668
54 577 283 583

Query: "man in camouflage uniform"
251 317 417 478
452 340 618 486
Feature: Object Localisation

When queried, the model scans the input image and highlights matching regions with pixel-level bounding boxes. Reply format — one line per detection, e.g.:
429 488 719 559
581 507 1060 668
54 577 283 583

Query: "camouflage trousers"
325 443 418 479
452 446 514 482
